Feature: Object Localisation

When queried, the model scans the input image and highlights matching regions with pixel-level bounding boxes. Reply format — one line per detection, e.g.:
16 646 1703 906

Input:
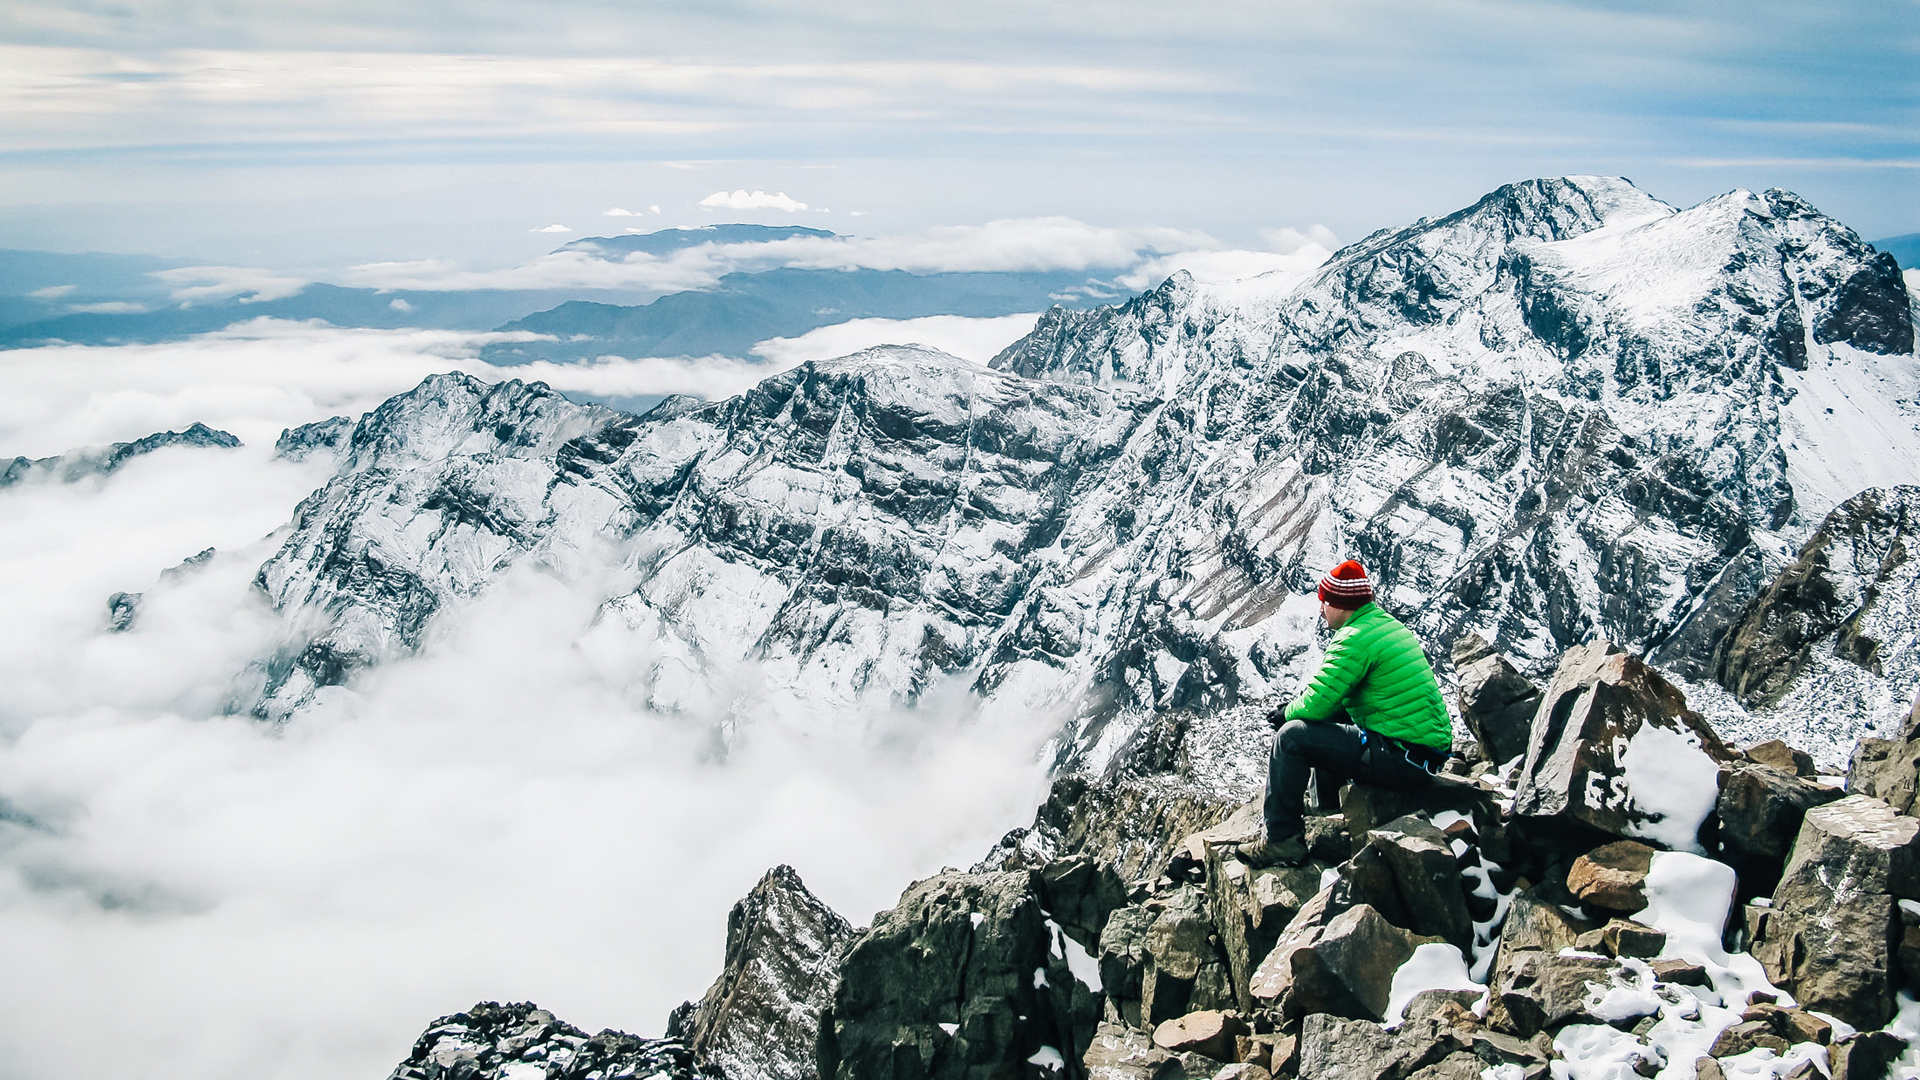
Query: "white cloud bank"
0 325 1054 1080
751 312 1042 368
335 215 1298 296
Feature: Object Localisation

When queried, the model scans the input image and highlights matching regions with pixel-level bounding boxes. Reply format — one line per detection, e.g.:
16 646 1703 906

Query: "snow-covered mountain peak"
341 371 626 475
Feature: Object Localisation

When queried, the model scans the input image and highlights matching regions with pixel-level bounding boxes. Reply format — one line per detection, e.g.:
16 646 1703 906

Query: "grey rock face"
3 422 241 487
1714 486 1920 707
1752 794 1920 1028
823 868 1096 1080
1294 1014 1467 1080
688 865 853 1080
385 1001 695 1080
1512 642 1733 842
1249 902 1432 1022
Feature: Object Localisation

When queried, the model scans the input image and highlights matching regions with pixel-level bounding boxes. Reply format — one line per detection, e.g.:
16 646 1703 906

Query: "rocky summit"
210 176 1913 771
391 639 1920 1079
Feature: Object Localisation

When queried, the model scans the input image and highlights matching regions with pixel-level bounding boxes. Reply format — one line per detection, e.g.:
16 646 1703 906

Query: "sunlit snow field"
0 318 1054 1080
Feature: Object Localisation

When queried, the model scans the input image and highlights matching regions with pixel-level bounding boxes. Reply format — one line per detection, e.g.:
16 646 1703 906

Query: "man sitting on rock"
1239 559 1453 868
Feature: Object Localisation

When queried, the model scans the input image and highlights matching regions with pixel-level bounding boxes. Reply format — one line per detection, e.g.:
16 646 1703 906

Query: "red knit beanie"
1317 559 1373 610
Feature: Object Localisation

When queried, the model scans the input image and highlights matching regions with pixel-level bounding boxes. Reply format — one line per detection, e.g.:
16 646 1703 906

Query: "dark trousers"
1264 718 1438 841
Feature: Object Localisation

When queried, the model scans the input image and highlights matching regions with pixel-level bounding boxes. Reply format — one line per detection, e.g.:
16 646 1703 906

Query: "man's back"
1285 602 1450 749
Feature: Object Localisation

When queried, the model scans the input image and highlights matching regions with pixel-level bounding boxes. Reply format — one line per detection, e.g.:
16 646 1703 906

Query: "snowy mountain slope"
248 346 1149 719
985 176 1919 763
236 177 1919 762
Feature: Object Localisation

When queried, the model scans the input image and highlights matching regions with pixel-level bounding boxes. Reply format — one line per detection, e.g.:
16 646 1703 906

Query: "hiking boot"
1237 832 1308 869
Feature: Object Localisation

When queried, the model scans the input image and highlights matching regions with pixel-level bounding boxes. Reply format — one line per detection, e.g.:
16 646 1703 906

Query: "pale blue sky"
0 0 1914 271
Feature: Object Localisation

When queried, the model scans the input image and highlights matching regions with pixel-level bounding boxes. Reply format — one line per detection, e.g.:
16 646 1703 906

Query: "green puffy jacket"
1282 602 1451 749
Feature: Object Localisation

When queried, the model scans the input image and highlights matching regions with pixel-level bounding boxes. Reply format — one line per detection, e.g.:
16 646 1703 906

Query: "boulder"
1829 1031 1908 1080
1341 778 1496 845
1294 1015 1465 1080
1151 1011 1249 1063
1041 856 1127 949
1213 1065 1273 1080
1511 642 1734 842
1745 739 1817 778
1084 1021 1217 1080
1453 634 1543 766
1365 815 1476 951
1649 958 1708 986
1249 904 1434 1021
1484 950 1627 1037
1401 988 1482 1025
1716 762 1845 888
1566 840 1656 912
1751 795 1920 1029
1406 1055 1491 1080
1571 918 1665 959
1493 889 1596 969
1850 694 1920 815
687 865 853 1080
1098 906 1158 1028
1708 1020 1789 1057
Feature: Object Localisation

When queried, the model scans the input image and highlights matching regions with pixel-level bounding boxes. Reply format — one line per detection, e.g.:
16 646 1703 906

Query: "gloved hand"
1265 697 1291 729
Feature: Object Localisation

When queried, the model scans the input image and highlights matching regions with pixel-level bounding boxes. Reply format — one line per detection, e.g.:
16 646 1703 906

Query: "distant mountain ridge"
0 226 1121 362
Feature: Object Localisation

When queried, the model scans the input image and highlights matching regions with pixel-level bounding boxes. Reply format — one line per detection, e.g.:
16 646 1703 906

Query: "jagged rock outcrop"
686 865 853 1080
385 1001 697 1080
383 637 1920 1080
821 867 1100 1080
2 422 240 486
1714 486 1920 708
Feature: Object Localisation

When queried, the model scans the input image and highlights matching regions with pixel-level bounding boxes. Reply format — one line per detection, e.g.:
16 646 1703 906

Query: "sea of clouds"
0 318 1061 1080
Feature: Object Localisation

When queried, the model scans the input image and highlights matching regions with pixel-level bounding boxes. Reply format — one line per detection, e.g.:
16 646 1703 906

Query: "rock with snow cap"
385 1000 697 1080
1511 643 1733 845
